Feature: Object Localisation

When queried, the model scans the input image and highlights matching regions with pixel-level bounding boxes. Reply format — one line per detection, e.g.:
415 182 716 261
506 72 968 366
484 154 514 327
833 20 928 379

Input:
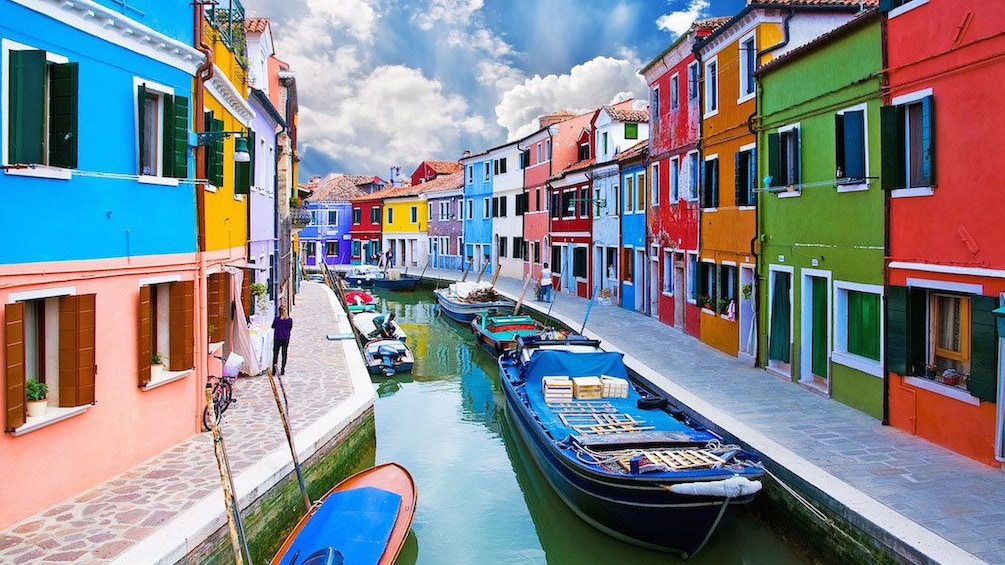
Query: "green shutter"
625 123 638 139
920 95 935 186
835 114 846 178
766 132 780 187
211 118 224 188
969 295 998 402
163 94 189 179
844 110 866 180
880 105 905 190
248 130 256 186
734 151 742 205
235 160 250 195
49 62 78 169
791 129 801 184
850 291 881 361
9 50 46 165
747 147 757 204
886 286 910 375
139 83 148 173
203 110 214 182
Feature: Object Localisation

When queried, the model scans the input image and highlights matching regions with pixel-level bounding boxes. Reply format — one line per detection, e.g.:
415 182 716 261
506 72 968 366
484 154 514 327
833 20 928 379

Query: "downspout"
757 8 796 61
274 123 286 307
194 0 214 425
880 9 892 427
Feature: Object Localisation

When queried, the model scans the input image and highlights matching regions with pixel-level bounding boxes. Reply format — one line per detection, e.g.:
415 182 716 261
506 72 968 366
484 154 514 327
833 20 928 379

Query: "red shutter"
58 294 96 406
5 303 26 431
169 281 195 371
138 286 152 387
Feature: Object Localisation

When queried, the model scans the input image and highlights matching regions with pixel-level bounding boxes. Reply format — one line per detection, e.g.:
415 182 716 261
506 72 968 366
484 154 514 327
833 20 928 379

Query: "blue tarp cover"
281 486 401 565
524 350 629 381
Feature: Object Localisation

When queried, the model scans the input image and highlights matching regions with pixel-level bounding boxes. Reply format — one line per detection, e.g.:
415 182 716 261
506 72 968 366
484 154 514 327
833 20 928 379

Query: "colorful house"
298 174 367 269
381 183 427 269
883 0 1005 466
520 113 572 283
618 141 650 313
757 10 885 417
696 0 866 358
247 88 285 320
349 190 385 266
423 173 465 271
460 150 494 276
489 142 525 279
641 18 723 336
0 0 201 528
411 159 462 185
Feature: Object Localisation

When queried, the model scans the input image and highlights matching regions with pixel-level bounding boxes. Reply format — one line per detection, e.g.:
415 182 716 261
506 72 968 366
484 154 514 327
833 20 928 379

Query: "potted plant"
741 282 753 300
250 282 268 315
699 294 713 310
718 298 732 315
151 352 165 380
26 379 48 417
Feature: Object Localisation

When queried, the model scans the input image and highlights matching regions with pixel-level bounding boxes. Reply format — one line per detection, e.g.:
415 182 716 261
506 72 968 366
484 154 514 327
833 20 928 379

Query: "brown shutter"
59 294 96 406
5 303 26 431
169 281 195 371
241 273 251 319
208 273 226 342
138 285 152 387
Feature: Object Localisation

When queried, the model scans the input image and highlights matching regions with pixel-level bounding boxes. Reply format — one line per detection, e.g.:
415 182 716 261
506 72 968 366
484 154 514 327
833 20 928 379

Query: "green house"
756 11 885 418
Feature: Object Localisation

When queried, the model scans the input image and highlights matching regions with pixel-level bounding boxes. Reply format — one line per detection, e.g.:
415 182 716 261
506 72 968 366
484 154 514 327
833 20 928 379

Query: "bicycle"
203 354 241 431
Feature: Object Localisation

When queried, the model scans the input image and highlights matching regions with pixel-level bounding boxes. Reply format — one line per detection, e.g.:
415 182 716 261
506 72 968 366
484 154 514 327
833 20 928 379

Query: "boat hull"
372 276 420 291
434 289 515 323
271 463 416 565
364 339 415 376
470 315 543 355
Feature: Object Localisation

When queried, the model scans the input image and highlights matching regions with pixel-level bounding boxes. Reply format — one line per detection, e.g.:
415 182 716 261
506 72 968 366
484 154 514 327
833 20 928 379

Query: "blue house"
460 151 494 275
618 141 649 313
298 173 372 268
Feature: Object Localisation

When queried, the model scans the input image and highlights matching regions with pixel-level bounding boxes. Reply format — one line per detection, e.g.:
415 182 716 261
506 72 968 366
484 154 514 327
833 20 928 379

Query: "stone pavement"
427 268 1003 564
0 282 372 564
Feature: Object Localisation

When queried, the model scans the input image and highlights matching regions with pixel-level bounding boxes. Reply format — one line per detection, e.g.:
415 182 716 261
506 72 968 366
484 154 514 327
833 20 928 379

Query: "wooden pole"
490 262 502 287
476 261 489 283
205 385 246 565
268 370 312 511
461 258 473 282
514 274 532 315
419 260 430 280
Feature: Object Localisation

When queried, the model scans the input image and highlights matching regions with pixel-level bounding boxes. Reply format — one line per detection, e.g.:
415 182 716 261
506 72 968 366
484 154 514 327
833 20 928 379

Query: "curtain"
768 272 791 362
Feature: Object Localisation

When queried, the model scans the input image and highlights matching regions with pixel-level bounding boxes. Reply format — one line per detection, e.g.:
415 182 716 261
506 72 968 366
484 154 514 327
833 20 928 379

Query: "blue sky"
241 0 746 179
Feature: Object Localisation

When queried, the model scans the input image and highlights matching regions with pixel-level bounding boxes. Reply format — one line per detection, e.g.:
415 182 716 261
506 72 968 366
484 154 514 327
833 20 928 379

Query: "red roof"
615 139 649 163
245 18 269 34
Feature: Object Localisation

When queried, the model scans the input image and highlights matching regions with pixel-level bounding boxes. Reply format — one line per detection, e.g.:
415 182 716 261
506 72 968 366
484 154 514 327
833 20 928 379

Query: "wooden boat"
271 462 417 565
344 265 385 287
351 311 407 342
470 313 548 355
498 335 764 558
433 282 515 324
343 290 378 314
371 274 421 291
364 339 415 376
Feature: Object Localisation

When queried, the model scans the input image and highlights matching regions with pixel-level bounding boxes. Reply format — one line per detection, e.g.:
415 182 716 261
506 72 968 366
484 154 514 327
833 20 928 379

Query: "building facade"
460 151 495 276
423 173 465 271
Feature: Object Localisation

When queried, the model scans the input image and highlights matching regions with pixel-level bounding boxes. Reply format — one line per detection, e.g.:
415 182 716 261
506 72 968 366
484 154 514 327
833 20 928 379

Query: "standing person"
271 304 293 375
540 262 553 302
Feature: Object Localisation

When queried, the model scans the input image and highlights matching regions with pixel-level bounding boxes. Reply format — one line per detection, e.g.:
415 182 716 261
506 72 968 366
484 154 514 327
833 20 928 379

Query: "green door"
768 272 791 363
811 276 828 378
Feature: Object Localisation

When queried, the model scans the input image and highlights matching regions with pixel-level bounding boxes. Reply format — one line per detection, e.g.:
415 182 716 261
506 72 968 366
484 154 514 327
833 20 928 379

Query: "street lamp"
196 130 251 162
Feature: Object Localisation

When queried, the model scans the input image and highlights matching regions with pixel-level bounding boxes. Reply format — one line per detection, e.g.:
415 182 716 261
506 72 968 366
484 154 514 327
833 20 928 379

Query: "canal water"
365 286 805 564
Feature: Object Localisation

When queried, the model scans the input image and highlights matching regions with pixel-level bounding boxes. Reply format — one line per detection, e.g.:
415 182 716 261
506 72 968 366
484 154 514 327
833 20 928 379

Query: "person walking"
271 304 293 375
539 262 553 302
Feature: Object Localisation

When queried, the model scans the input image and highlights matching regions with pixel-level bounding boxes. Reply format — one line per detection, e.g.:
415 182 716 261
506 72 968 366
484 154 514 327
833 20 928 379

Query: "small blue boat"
499 335 764 558
364 339 414 377
371 274 421 291
271 462 416 565
343 265 384 287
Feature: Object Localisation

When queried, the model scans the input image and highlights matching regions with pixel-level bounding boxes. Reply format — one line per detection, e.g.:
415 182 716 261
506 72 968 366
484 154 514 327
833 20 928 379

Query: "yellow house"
381 184 428 268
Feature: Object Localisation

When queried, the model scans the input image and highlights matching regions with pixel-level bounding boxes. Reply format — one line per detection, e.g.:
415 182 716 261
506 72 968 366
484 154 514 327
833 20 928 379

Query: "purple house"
247 88 285 319
423 173 465 270
298 174 378 268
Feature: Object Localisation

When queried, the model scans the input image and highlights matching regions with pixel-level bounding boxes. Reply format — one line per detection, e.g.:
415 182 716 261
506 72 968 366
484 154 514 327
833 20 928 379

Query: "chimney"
462 150 471 158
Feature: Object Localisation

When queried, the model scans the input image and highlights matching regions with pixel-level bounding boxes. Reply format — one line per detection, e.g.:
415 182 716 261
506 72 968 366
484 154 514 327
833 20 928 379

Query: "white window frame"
738 33 756 103
891 88 935 198
662 248 673 295
835 102 871 193
669 156 680 203
651 162 660 206
687 151 700 201
703 57 718 118
482 197 490 218
688 61 699 100
832 281 884 378
686 251 699 302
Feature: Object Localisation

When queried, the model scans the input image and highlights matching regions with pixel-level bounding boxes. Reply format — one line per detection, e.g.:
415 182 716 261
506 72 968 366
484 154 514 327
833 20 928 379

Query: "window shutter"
248 130 256 186
734 152 742 205
235 160 250 195
49 62 79 169
885 286 910 375
203 111 214 182
835 113 845 178
169 281 195 371
164 94 189 179
843 110 866 180
139 84 148 174
747 147 757 205
711 159 719 207
969 295 998 402
767 132 780 187
5 302 26 432
138 285 152 387
208 273 226 342
878 0 894 13
8 50 46 165
212 118 225 188
59 294 96 406
880 105 905 190
920 95 935 186
792 129 801 184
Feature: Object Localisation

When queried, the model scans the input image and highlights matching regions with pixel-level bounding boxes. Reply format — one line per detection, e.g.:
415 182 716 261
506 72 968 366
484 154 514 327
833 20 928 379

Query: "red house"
349 190 386 265
411 160 462 186
641 18 724 337
883 0 1005 466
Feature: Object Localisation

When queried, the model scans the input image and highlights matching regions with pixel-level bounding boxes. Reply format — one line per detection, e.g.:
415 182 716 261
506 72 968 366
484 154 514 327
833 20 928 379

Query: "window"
467 199 473 219
839 288 881 362
702 157 719 209
136 81 189 178
546 139 552 159
624 175 635 213
352 240 361 257
491 197 499 218
621 248 633 282
410 206 417 223
704 58 718 114
458 199 464 220
515 192 528 215
836 109 866 183
520 151 529 169
499 237 508 258
932 294 970 374
625 123 638 140
573 247 587 278
687 254 698 301
767 127 801 188
739 36 756 98
352 208 361 224
493 157 507 175
328 210 338 225
636 171 646 211
370 207 380 224
551 246 562 274
438 201 449 220
483 162 491 181
602 132 609 155
652 86 660 130
670 157 680 202
483 197 490 218
5 293 97 430
533 241 541 263
326 241 338 256
605 248 617 281
881 94 934 190
578 141 590 161
499 195 508 217
305 241 316 257
688 61 699 100
203 110 225 187
735 147 756 206
428 203 433 222
513 236 524 260
6 47 79 169
467 165 473 183
536 143 542 163
699 262 716 308
387 208 393 224
560 190 574 218
718 264 736 314
687 152 700 200
670 75 679 110
662 250 673 294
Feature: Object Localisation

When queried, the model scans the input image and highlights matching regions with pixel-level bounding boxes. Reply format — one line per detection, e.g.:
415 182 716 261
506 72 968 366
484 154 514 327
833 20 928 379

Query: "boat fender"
667 407 685 420
669 476 763 498
637 396 668 410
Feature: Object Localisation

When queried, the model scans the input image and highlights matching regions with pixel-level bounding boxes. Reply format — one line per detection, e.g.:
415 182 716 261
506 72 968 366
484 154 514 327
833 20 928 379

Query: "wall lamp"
195 130 251 163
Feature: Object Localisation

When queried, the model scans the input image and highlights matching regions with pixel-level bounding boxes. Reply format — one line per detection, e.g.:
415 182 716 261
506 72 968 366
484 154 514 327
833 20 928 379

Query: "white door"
649 254 659 317
674 263 685 329
634 249 645 311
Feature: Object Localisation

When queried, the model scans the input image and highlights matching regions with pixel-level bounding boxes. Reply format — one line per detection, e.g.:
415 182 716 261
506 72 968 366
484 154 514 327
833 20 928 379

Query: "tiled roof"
300 173 368 202
245 18 269 34
605 106 649 123
695 16 732 30
754 0 876 5
418 172 464 194
549 158 595 182
424 161 463 175
615 139 648 162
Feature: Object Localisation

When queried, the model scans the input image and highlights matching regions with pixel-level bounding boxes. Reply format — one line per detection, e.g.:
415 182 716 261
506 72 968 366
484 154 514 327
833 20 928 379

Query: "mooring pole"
205 385 248 565
268 369 312 511
475 260 489 283
514 274 532 315
461 258 473 282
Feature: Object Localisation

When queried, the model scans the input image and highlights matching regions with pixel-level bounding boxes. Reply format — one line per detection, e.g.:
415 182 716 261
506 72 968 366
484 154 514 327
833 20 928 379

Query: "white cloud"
656 0 710 37
414 0 485 30
495 56 647 140
304 0 380 43
446 29 513 58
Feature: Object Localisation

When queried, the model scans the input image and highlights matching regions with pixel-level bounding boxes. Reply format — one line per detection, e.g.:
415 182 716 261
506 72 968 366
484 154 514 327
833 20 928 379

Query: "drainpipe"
880 10 892 427
193 0 214 425
757 8 795 61
273 124 286 308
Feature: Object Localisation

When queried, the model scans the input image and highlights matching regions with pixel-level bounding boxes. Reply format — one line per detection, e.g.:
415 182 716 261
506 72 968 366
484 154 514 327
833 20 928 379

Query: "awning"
225 261 268 271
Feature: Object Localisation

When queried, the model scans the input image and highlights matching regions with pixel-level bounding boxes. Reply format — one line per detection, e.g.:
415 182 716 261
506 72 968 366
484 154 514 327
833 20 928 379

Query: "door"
810 275 829 384
674 262 685 329
739 265 756 358
768 270 792 373
649 253 659 317
634 249 645 311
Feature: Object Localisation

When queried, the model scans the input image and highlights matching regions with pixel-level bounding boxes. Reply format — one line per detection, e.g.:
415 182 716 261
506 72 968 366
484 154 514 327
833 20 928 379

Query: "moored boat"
434 281 515 324
271 462 417 565
344 290 378 314
372 273 421 291
498 335 764 558
364 338 415 376
351 311 407 342
470 313 548 355
344 265 385 287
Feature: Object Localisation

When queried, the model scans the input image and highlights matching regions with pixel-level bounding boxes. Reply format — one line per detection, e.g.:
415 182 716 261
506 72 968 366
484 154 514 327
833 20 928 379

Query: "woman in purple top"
271 305 293 375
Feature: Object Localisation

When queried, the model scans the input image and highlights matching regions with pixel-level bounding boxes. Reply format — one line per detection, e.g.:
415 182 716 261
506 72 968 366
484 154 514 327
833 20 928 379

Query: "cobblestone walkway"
0 283 357 564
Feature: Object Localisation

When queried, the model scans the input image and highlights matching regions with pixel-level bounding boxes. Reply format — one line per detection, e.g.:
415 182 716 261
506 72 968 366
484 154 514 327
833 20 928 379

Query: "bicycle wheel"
202 383 226 431
217 381 234 417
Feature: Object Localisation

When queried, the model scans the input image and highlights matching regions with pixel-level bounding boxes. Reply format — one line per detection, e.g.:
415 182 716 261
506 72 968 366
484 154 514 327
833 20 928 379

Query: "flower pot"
151 363 165 381
942 373 961 386
26 399 47 418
